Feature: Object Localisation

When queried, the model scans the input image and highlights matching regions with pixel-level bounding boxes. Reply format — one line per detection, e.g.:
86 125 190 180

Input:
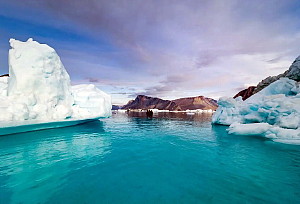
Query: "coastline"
114 109 215 113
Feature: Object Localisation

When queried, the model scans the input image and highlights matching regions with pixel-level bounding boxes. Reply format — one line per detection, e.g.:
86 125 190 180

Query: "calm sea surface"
0 112 300 204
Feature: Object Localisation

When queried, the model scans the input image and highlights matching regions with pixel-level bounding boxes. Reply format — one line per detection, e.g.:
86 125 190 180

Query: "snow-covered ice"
72 84 111 118
212 77 300 145
0 38 111 133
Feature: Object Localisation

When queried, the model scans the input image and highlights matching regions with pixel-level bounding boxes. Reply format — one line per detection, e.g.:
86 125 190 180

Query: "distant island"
114 95 218 111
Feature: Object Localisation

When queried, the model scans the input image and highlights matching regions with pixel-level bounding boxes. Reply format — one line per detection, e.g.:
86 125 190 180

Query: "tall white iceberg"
7 38 74 120
0 38 111 125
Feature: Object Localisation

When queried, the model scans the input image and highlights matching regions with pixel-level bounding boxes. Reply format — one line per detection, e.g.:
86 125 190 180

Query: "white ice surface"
72 84 111 118
0 38 111 132
227 123 300 145
212 77 300 144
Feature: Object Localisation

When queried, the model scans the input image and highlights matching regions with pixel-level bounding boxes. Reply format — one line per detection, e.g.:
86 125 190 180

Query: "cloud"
87 77 99 83
1 0 300 104
267 56 283 64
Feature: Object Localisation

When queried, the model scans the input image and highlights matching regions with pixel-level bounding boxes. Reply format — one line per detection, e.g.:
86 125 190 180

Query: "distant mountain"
0 74 9 77
121 95 218 111
122 95 181 111
173 96 217 110
234 55 300 100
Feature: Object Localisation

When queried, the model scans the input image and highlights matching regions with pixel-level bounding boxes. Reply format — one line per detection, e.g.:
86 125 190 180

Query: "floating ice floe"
212 77 300 145
0 38 111 135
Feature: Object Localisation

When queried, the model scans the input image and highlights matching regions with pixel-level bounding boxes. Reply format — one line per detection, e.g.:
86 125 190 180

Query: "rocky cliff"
233 86 256 100
234 55 300 100
122 95 181 111
122 95 218 111
172 96 218 110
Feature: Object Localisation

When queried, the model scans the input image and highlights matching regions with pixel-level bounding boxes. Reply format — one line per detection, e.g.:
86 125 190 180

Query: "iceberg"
0 38 111 135
212 74 300 144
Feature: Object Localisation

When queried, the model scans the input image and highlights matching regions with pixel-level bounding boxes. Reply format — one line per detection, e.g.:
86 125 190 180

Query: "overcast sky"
1 0 300 104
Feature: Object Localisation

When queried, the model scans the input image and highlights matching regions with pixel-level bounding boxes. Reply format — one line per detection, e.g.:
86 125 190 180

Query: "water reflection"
125 111 213 121
120 112 212 130
112 112 216 145
0 121 110 204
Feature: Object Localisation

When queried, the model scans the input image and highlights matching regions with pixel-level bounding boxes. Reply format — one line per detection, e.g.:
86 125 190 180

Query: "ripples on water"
0 112 300 204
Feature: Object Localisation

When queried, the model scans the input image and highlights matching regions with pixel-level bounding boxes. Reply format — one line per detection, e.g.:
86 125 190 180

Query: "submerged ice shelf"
0 38 111 134
0 117 103 136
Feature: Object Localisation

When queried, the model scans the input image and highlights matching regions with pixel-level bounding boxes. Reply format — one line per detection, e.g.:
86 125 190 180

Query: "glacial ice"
72 84 111 118
0 38 111 132
212 77 300 144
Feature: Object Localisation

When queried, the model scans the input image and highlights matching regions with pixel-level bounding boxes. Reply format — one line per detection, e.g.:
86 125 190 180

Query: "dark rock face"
122 95 181 111
233 86 256 100
252 73 285 94
0 74 9 77
122 95 218 111
285 56 300 81
235 55 300 100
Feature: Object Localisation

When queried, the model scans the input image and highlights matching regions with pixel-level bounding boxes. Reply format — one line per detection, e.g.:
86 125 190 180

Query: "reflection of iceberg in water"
0 121 110 204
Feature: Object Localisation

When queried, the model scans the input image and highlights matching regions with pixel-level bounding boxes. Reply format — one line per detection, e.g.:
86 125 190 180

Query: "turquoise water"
1 113 300 204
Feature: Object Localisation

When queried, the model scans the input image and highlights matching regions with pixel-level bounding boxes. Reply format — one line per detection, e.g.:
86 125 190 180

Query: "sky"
0 0 300 105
